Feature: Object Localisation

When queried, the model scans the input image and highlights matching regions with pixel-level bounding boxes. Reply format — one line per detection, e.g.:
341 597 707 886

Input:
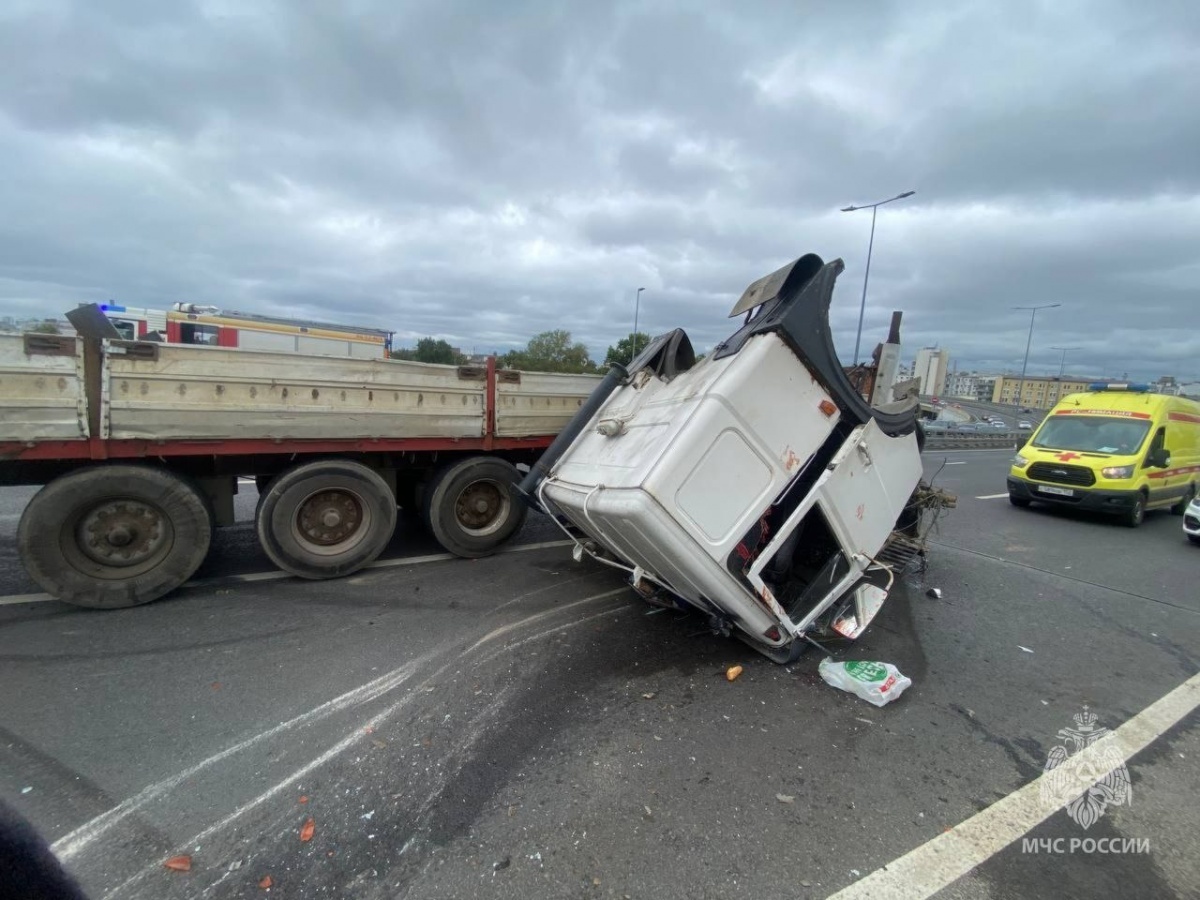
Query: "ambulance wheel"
17 465 213 609
423 457 527 558
256 460 396 579
1170 484 1195 516
1121 492 1147 528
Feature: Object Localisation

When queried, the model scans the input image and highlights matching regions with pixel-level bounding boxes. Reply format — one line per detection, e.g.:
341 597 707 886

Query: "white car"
1184 495 1200 545
1018 420 1032 430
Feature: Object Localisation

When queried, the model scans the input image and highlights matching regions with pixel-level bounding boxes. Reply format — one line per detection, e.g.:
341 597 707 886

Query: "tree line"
390 329 658 374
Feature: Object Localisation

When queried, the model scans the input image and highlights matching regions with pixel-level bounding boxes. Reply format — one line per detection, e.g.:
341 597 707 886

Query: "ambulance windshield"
1032 416 1151 455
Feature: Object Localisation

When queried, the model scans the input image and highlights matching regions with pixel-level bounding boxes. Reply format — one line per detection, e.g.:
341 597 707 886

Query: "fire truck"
95 302 394 359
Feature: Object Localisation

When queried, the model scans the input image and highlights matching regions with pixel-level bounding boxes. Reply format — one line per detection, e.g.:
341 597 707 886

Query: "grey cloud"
0 0 1197 383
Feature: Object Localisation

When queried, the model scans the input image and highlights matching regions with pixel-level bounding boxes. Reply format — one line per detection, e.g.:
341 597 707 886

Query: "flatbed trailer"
0 325 600 608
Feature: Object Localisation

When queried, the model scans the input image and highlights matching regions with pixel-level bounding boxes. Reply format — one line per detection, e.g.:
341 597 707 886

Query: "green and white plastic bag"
818 658 912 707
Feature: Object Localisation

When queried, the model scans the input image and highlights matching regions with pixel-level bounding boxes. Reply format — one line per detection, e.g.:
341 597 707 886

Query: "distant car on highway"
992 420 1008 429
1018 420 1032 430
1185 494 1200 546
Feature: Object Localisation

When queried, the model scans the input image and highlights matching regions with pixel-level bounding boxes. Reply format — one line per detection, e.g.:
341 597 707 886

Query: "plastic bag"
818 658 912 707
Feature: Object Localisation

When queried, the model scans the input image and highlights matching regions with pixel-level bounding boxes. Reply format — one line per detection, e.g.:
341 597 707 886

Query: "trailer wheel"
17 466 213 609
423 457 527 558
256 460 396 579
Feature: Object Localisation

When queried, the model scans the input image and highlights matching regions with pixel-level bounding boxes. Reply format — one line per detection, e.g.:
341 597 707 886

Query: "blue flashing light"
1089 382 1149 393
100 303 126 313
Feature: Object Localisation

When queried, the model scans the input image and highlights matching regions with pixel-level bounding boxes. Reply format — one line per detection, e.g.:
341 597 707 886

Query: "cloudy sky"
1 0 1197 381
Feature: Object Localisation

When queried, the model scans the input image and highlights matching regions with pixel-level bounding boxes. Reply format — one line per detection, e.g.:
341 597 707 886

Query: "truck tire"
423 457 527 558
17 465 213 609
256 460 396 579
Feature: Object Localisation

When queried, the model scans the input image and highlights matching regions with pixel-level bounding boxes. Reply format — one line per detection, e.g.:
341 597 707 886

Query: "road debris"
492 856 511 872
642 692 656 699
925 588 942 599
776 793 795 804
163 855 192 872
258 875 273 889
1018 645 1034 653
726 665 744 682
20 786 31 794
818 658 912 707
299 817 315 842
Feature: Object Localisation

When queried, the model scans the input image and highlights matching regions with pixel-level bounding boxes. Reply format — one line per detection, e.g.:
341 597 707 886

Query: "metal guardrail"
923 430 1023 450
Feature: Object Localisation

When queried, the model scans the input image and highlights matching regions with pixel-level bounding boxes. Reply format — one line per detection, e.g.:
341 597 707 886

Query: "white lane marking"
0 540 575 606
0 592 55 607
51 651 441 861
944 461 967 466
53 581 616 864
100 684 431 900
829 670 1200 900
467 588 628 654
93 592 625 899
975 493 1010 500
474 604 632 668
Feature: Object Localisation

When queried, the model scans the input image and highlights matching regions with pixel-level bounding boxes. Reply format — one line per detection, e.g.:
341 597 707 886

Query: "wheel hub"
77 501 168 567
298 490 363 545
455 481 507 532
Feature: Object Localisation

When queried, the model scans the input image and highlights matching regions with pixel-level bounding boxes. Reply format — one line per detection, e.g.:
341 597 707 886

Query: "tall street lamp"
632 287 645 358
1013 303 1061 407
841 190 916 366
1050 345 1082 379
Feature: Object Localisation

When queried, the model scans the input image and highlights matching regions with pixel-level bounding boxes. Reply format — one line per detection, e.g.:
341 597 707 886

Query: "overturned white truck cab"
519 254 934 663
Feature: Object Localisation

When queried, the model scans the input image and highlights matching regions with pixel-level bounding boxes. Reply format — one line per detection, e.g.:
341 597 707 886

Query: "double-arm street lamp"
841 190 916 366
1050 345 1082 380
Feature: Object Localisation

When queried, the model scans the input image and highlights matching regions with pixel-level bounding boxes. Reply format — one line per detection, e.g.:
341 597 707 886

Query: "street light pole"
1012 303 1061 407
841 190 916 366
632 287 645 358
1050 345 1082 379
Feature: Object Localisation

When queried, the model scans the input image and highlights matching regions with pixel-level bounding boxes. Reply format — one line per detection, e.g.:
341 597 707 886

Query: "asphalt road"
1 453 1198 899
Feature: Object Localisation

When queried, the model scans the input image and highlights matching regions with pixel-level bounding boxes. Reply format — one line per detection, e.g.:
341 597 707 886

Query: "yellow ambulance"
1007 384 1200 527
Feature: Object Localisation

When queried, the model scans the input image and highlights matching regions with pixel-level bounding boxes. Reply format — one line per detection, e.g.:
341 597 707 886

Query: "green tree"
391 337 466 365
502 329 597 374
603 332 652 367
30 319 60 335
